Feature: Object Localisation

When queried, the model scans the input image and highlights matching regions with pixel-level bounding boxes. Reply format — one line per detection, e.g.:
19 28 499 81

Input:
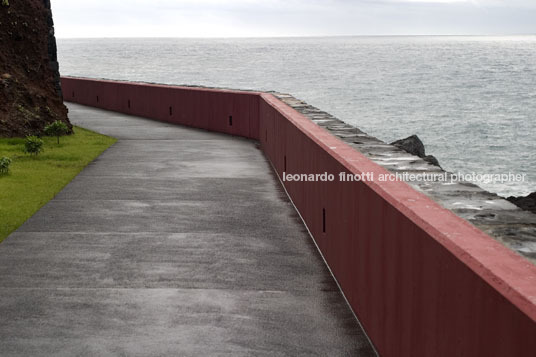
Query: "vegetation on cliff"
0 0 70 137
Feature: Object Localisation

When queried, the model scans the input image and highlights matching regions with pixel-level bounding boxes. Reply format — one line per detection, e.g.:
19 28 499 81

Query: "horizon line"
56 33 536 40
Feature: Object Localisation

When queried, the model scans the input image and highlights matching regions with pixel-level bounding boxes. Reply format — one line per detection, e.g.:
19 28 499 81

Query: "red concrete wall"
61 77 260 140
62 77 536 356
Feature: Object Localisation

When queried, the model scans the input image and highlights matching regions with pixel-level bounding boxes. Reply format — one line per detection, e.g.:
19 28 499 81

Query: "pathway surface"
0 103 375 356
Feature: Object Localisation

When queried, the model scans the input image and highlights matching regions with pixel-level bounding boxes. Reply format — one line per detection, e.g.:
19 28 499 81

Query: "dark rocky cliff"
0 0 71 137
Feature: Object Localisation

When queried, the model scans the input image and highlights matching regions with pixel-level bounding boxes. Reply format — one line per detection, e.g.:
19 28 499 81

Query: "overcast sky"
52 0 536 38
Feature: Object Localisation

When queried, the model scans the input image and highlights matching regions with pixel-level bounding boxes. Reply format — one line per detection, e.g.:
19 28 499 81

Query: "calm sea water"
57 36 536 197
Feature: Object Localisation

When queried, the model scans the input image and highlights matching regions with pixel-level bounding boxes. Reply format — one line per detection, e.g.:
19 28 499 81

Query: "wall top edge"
61 76 264 96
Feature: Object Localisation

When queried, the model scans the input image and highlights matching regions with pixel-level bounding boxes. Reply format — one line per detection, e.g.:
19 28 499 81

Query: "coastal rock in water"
391 135 425 157
424 155 441 167
390 134 441 168
507 192 536 214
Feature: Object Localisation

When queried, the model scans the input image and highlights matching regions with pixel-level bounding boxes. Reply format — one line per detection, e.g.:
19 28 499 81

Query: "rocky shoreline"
390 135 535 215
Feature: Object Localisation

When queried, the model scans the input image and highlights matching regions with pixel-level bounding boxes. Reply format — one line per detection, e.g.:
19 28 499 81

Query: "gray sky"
52 0 536 38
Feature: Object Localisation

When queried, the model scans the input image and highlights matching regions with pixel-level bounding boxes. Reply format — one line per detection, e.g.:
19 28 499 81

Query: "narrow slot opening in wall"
128 99 131 109
169 106 173 116
323 208 326 233
284 155 287 172
229 115 233 126
96 96 99 103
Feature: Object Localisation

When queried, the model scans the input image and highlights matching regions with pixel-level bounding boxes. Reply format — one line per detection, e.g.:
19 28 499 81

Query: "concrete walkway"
0 103 375 356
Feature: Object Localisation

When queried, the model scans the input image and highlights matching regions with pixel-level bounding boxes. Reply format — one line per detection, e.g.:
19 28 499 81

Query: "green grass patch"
0 126 116 242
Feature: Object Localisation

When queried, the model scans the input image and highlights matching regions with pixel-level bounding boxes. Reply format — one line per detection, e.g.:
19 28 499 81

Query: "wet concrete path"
0 103 375 356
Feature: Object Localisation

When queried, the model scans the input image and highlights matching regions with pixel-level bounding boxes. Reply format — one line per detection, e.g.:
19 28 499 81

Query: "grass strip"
0 126 116 242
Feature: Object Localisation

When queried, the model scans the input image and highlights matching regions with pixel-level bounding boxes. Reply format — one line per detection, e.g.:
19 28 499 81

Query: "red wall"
62 77 536 356
61 77 260 140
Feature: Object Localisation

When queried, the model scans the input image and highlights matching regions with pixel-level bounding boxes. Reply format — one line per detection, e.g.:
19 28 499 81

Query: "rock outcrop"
507 192 536 214
0 0 70 137
391 135 441 167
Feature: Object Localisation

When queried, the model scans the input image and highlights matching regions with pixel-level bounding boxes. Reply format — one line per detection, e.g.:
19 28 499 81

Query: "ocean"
57 36 536 197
